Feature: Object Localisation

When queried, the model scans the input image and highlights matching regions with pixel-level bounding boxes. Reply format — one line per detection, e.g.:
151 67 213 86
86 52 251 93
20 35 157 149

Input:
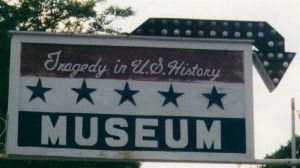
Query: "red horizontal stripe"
21 43 244 83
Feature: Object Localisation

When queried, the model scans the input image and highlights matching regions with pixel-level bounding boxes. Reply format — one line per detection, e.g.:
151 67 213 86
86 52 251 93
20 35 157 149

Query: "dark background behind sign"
21 43 244 83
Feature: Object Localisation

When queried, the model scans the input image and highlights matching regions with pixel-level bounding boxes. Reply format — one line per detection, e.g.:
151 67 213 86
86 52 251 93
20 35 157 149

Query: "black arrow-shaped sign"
130 18 296 92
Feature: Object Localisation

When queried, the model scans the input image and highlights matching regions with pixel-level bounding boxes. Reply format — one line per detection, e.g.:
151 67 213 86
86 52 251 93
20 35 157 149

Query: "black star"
27 78 52 102
114 82 139 106
72 79 96 104
202 86 227 109
158 84 184 107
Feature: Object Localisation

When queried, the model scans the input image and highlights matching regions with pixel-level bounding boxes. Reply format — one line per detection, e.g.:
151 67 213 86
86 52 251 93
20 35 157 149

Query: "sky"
102 0 300 167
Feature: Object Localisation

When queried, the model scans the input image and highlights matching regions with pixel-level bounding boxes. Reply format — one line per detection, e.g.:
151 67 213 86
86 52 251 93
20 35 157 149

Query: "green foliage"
261 136 300 168
104 6 134 17
0 159 140 168
0 0 138 167
88 5 134 33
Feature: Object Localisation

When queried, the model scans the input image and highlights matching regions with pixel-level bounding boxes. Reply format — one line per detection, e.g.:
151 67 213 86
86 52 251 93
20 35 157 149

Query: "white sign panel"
6 32 254 163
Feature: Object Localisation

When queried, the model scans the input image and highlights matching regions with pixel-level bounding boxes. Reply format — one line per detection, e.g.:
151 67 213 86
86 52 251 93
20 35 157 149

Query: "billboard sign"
6 32 254 162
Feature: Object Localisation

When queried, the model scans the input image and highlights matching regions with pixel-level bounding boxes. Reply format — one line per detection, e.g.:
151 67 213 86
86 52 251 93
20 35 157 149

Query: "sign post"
292 98 296 168
6 31 253 163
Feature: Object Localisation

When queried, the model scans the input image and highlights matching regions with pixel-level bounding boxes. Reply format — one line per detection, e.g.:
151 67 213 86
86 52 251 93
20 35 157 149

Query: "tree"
261 136 300 168
0 0 139 167
0 0 134 116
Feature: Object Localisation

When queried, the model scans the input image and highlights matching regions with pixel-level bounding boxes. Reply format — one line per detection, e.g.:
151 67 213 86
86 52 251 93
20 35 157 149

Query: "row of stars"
26 78 227 109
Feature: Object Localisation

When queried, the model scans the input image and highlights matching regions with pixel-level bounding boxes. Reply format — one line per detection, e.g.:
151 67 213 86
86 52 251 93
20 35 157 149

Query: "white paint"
135 118 158 148
105 118 129 147
165 119 188 148
19 77 245 118
196 120 221 150
44 50 62 71
44 51 109 78
167 60 221 81
41 115 66 145
75 117 98 146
